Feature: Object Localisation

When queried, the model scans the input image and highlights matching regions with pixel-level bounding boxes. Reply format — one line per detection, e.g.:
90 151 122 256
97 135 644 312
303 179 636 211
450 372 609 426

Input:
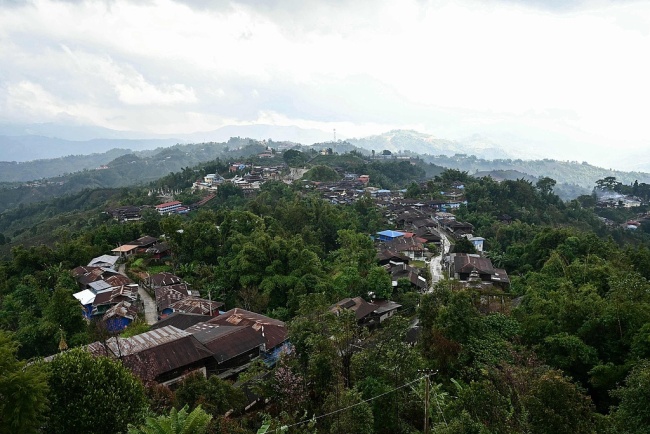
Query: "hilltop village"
3 148 650 433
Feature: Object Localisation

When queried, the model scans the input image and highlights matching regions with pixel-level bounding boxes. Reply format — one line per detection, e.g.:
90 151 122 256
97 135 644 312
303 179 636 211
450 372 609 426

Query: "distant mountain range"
1 122 649 192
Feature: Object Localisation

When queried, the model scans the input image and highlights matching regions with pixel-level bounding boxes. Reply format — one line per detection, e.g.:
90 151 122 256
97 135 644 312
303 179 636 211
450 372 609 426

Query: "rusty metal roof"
167 297 223 316
89 326 190 356
154 284 192 311
207 308 287 349
88 325 213 380
72 265 102 278
150 272 183 288
93 284 138 307
102 301 139 321
104 274 134 287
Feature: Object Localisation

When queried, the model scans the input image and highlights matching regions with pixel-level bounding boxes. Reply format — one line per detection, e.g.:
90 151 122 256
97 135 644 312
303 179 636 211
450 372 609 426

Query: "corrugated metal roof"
103 301 139 321
89 326 213 381
151 312 212 331
88 280 112 293
168 297 223 316
208 308 287 349
87 255 120 267
73 289 96 305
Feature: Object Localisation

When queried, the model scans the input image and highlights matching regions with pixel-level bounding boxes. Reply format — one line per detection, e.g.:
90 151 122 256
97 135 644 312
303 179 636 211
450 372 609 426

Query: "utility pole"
424 373 430 434
418 369 436 434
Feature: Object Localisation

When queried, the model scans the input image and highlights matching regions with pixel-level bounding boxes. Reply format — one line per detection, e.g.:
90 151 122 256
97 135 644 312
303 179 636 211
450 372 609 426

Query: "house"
185 308 289 377
87 326 215 385
377 249 410 266
148 272 184 289
151 312 213 331
448 253 510 290
208 309 288 352
388 263 428 291
385 236 427 260
72 266 122 290
92 284 139 317
111 244 139 259
107 205 142 222
186 323 266 373
128 235 159 249
330 297 402 327
103 301 140 332
87 255 120 269
155 283 196 316
376 230 405 242
155 201 183 215
73 289 96 318
145 242 171 259
167 297 223 317
415 227 442 244
442 220 474 237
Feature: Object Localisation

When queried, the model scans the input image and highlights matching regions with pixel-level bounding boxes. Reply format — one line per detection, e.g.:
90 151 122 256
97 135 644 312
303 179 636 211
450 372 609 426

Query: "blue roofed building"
376 230 405 242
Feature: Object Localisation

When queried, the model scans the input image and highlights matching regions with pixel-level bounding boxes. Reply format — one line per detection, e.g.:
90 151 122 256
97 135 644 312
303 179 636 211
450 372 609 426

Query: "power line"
271 375 427 432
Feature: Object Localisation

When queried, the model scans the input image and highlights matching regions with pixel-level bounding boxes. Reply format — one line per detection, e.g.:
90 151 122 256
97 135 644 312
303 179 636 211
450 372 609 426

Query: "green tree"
536 177 557 196
0 330 49 434
453 237 477 254
324 388 374 434
128 405 212 434
174 372 246 418
523 370 596 434
303 165 340 182
610 360 650 433
365 266 393 300
283 149 308 167
45 348 147 434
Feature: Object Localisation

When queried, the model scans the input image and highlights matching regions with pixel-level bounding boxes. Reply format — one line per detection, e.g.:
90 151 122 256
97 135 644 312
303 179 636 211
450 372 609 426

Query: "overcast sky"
1 0 649 165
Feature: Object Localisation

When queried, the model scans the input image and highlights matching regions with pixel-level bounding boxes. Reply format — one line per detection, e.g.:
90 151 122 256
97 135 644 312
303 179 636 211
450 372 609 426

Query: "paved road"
428 232 451 291
118 264 158 325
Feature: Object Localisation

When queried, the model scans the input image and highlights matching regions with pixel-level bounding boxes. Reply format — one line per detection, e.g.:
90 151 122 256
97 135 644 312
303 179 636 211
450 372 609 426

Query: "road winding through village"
119 264 157 325
429 232 451 291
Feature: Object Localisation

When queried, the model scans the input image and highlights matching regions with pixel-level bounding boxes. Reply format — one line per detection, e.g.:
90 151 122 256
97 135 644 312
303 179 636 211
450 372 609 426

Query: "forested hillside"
2 155 650 433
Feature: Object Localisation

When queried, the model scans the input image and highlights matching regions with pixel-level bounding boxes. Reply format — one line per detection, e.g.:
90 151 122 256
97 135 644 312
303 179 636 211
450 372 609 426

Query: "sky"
1 0 649 166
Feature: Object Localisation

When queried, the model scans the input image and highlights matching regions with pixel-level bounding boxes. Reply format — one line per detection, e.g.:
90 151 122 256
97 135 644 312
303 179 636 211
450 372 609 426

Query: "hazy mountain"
0 135 180 162
0 123 335 162
345 130 536 160
183 124 335 145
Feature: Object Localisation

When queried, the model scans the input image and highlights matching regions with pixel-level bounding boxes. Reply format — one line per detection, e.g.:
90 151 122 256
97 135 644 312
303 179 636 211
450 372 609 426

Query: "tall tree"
0 330 49 434
45 348 147 434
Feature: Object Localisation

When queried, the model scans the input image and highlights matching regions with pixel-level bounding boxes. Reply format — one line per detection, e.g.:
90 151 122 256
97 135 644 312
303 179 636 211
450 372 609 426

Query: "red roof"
155 201 182 209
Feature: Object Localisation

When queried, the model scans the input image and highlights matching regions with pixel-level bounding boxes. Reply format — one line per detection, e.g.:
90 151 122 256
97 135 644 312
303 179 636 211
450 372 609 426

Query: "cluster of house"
68 259 409 391
596 192 644 209
71 254 141 331
623 213 650 231
147 271 223 319
191 165 285 194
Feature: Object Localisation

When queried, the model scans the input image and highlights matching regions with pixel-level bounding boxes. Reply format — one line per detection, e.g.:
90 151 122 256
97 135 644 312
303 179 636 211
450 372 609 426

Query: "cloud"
0 0 649 161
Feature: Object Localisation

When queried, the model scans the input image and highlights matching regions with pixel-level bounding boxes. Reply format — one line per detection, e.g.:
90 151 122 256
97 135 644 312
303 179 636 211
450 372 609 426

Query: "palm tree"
128 405 212 434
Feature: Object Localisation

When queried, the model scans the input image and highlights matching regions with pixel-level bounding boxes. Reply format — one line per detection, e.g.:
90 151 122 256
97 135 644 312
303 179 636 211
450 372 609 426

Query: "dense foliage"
2 156 650 432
